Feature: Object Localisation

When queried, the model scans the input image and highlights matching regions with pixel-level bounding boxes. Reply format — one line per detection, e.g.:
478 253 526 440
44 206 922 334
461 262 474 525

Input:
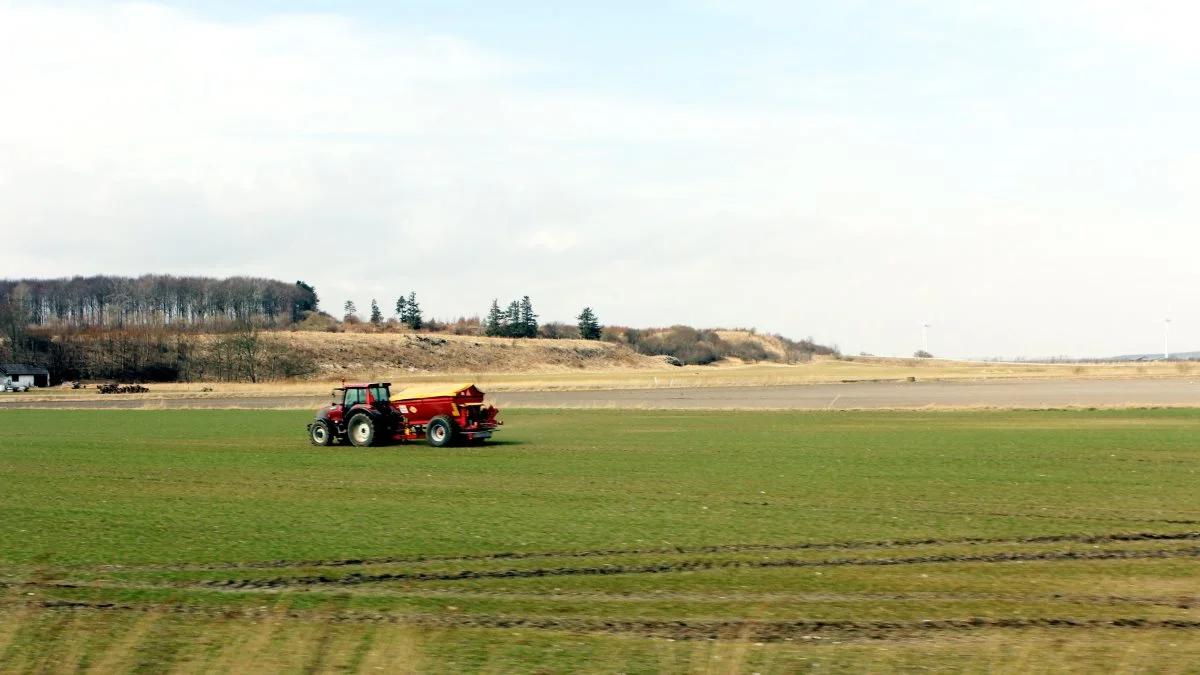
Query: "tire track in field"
886 507 1200 526
16 599 1200 641
16 580 1193 611
89 531 1200 574
196 546 1200 589
339 614 1200 641
786 500 1200 527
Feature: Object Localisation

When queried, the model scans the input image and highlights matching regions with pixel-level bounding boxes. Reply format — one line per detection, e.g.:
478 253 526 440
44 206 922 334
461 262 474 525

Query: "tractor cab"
330 383 391 409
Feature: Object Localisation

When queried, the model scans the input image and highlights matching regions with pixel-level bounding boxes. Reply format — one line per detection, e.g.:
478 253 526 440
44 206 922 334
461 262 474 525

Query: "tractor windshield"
331 389 345 406
369 385 390 404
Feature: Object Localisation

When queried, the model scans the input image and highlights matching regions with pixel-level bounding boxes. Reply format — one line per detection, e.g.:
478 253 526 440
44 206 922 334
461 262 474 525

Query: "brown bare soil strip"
10 580 1194 612
184 546 1200 589
73 531 1199 574
14 600 1200 642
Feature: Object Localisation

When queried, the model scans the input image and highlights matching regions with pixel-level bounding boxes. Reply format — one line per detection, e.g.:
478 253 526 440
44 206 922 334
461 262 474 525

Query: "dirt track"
490 379 1200 410
5 378 1200 410
17 598 1200 642
14 530 1200 642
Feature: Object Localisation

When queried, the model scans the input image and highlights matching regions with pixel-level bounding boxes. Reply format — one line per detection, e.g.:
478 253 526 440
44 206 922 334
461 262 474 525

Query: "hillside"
5 324 819 384
713 330 791 361
278 328 815 378
273 332 666 378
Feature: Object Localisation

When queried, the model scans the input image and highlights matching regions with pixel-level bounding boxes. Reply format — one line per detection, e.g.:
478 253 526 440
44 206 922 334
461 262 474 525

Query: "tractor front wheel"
426 415 455 448
309 419 333 446
348 413 376 447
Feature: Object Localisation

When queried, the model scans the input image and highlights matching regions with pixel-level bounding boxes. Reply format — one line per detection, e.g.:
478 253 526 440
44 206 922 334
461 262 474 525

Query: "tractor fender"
348 404 402 432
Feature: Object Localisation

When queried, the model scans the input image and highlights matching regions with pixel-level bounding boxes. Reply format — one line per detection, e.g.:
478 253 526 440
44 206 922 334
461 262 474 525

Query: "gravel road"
4 378 1200 410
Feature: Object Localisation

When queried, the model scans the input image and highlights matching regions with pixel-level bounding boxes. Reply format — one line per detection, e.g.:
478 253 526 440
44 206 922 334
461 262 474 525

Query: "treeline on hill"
0 275 321 383
0 276 318 328
484 297 538 338
1 275 838 382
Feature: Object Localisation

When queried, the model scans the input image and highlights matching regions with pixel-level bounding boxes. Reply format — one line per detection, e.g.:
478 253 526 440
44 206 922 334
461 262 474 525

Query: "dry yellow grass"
273 330 661 377
16 353 1200 403
2 606 1199 674
712 330 790 360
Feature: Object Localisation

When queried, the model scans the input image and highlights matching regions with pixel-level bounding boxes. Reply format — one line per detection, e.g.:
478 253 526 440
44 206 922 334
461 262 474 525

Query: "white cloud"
1037 0 1200 58
1 1 1198 357
524 230 579 254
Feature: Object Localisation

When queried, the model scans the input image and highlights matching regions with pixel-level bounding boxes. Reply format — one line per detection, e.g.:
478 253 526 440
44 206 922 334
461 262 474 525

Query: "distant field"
2 408 1199 672
11 357 1200 402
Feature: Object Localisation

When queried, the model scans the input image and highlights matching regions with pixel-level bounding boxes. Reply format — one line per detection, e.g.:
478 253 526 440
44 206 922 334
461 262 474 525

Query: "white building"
0 364 50 388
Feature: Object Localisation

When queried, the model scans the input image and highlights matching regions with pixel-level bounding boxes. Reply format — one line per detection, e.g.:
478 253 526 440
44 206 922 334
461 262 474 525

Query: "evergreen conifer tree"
403 292 422 330
343 300 357 321
485 300 503 337
577 307 601 340
293 280 319 320
504 301 521 337
369 299 383 325
519 296 538 338
394 295 407 320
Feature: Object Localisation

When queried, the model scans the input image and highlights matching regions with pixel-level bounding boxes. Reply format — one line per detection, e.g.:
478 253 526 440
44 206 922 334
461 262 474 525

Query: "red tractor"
307 381 501 448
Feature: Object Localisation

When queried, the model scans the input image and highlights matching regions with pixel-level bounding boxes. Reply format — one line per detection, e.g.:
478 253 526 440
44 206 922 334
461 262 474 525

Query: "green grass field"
1 408 1199 673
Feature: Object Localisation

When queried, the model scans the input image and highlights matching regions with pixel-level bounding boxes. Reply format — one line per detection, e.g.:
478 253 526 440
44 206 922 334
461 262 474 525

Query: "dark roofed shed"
0 364 50 388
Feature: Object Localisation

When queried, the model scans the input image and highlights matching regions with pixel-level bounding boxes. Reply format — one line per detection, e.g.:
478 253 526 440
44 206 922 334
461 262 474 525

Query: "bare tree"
230 318 264 383
0 283 31 360
0 275 319 330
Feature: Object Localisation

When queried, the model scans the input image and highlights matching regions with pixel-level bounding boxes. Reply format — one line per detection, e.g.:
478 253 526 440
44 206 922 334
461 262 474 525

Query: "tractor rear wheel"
309 420 333 446
348 413 376 447
426 415 455 447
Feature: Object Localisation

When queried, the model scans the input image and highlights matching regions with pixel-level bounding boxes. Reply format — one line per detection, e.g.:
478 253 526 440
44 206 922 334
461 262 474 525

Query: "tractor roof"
336 382 391 390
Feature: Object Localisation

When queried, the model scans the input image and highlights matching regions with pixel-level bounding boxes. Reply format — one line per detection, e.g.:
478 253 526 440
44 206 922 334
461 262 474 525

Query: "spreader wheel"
309 419 333 446
426 415 455 448
348 413 376 447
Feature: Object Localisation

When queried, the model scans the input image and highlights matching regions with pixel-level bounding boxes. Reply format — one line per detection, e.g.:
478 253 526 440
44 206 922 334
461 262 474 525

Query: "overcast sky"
2 1 1197 358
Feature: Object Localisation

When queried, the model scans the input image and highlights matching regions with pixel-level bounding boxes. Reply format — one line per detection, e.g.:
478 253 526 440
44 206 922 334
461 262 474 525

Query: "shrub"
295 311 338 332
539 322 580 339
447 317 484 336
730 340 769 363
